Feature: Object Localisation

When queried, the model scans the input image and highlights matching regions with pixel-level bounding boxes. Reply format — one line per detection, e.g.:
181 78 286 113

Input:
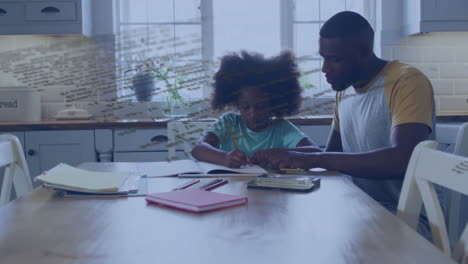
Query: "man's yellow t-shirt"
332 60 436 211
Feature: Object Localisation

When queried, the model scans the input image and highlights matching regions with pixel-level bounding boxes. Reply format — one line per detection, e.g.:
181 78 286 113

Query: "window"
282 0 376 100
213 0 281 58
115 0 212 101
114 0 375 106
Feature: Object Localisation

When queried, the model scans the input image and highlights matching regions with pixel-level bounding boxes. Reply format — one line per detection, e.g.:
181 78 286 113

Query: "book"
145 189 248 213
35 163 130 193
144 160 267 177
56 176 148 198
247 174 320 192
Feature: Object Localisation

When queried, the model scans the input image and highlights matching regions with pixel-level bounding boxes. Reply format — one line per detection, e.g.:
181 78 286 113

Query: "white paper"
36 163 129 192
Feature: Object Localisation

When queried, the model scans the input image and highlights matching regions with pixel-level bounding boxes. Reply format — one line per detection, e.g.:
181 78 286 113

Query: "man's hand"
223 150 250 168
251 149 319 170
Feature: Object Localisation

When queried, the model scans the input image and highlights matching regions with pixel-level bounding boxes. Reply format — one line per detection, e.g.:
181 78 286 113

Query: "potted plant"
125 57 189 116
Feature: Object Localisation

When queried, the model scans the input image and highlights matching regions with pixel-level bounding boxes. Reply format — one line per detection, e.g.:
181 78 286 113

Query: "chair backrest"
167 119 216 160
437 123 468 246
0 134 33 206
397 140 468 262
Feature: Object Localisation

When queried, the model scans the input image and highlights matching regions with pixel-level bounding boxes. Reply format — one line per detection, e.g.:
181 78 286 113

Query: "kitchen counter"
0 115 467 131
0 118 168 131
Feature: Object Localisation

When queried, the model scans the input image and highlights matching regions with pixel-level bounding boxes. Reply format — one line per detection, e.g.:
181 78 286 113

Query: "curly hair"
211 50 302 118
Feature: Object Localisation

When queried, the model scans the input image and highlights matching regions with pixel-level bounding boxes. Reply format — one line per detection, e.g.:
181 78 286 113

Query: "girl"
191 50 319 168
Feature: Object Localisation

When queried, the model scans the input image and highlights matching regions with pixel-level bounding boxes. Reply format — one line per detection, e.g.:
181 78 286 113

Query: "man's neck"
353 55 388 89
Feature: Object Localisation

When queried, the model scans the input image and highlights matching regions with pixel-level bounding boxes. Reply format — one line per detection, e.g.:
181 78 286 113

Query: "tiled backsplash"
381 32 468 115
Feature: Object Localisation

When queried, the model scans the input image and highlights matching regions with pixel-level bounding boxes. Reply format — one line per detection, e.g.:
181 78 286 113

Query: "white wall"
381 32 468 115
376 0 468 115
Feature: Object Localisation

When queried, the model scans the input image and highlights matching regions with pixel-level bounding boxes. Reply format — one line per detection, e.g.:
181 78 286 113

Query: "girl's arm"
191 132 249 168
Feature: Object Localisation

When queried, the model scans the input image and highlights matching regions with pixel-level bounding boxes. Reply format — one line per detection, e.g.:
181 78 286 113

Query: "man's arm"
258 123 430 179
316 123 430 178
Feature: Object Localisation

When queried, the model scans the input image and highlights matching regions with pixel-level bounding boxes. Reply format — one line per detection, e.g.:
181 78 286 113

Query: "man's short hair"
320 11 374 51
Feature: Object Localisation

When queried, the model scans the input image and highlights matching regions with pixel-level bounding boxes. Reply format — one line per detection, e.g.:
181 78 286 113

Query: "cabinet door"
114 128 169 152
25 130 95 184
0 3 25 25
25 1 77 21
113 151 186 162
0 0 92 36
423 0 468 21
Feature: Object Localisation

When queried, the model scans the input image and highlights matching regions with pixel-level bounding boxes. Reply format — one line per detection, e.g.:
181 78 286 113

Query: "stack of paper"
35 163 130 194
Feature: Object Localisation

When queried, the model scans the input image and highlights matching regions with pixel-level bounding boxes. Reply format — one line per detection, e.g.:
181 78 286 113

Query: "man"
252 11 436 215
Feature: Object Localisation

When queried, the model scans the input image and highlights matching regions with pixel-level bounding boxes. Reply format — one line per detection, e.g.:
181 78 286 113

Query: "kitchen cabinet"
113 128 173 162
403 0 468 35
24 130 96 186
0 0 92 36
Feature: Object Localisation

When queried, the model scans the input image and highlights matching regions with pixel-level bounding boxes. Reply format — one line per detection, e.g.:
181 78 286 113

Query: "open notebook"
146 160 267 177
35 163 131 194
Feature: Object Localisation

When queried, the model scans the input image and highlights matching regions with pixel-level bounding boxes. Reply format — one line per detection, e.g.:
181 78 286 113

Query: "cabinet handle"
27 149 35 156
0 8 6 15
151 135 168 142
41 6 60 14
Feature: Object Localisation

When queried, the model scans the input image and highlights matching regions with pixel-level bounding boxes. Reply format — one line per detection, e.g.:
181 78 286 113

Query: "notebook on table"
145 189 248 213
54 176 148 198
144 160 267 177
35 163 131 194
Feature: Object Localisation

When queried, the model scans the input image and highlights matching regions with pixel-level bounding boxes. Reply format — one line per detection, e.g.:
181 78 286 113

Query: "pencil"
227 124 240 150
204 179 229 191
278 168 306 174
172 179 200 191
226 124 250 164
198 179 223 189
280 168 305 172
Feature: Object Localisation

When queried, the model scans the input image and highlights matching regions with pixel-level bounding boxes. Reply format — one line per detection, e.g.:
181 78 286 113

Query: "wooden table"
0 163 454 264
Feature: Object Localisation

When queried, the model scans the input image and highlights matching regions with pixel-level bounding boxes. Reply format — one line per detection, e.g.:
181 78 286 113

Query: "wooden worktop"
0 115 334 131
0 114 466 131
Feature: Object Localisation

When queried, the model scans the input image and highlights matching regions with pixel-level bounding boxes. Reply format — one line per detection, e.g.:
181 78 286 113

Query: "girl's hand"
223 150 250 168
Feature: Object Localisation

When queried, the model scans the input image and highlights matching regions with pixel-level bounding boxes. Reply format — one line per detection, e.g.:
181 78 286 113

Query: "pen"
172 179 200 191
197 179 223 190
204 179 228 191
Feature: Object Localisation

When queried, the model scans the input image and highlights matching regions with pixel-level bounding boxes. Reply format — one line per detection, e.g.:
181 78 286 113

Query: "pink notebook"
145 189 248 213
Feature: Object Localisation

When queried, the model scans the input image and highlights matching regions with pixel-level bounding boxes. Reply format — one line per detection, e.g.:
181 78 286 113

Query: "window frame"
280 0 377 103
114 0 214 101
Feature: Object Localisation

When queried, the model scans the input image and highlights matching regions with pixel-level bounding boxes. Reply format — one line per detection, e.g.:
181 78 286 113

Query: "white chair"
397 140 468 263
0 134 33 206
437 123 468 245
167 119 217 160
